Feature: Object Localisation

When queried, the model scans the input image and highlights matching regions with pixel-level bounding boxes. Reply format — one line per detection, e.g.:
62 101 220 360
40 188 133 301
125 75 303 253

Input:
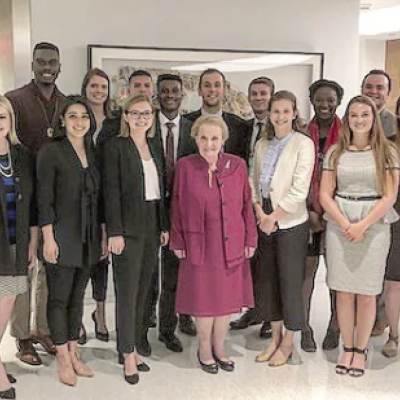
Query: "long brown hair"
330 95 397 195
263 90 302 140
81 68 113 119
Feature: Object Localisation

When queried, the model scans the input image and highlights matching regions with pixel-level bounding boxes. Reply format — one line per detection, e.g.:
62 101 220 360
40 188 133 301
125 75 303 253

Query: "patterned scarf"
308 115 341 214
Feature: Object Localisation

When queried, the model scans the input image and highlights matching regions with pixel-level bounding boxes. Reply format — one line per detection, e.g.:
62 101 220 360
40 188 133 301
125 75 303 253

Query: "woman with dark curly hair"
301 79 344 352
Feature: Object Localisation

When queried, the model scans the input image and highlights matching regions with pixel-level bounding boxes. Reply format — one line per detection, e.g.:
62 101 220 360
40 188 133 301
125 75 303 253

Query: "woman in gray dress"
0 96 38 399
320 95 399 377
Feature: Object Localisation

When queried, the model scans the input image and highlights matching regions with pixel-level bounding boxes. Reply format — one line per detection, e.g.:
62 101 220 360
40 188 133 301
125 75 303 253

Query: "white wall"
29 0 360 113
359 38 386 85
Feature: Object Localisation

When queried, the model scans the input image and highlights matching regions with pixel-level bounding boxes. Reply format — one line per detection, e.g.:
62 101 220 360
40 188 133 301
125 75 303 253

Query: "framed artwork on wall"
88 45 324 121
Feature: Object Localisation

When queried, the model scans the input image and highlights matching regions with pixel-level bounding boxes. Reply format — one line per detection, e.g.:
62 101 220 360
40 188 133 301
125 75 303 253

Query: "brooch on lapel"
225 160 231 170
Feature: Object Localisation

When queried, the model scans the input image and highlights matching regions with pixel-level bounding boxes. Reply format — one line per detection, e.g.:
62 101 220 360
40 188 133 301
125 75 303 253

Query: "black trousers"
256 200 309 331
159 245 180 336
113 201 159 354
46 264 91 345
90 258 109 302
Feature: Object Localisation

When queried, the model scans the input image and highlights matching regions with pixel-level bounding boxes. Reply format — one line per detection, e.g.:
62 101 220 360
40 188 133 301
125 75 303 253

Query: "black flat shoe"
137 362 150 372
91 311 109 342
124 373 139 385
197 351 218 374
0 387 15 399
6 375 16 385
213 355 235 372
118 352 150 372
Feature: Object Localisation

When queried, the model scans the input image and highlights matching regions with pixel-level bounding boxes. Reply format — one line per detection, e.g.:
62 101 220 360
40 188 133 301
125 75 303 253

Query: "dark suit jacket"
0 144 37 276
184 109 249 159
152 112 197 199
96 109 122 149
37 137 101 267
103 136 168 239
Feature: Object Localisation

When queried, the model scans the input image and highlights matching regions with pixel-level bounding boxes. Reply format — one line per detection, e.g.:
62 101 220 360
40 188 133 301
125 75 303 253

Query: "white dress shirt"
159 113 181 163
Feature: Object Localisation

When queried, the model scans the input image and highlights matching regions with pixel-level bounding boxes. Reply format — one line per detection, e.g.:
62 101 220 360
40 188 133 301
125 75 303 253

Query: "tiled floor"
0 265 398 400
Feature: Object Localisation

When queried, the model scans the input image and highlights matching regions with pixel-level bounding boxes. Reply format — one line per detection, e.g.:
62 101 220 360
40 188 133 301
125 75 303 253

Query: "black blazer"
184 109 249 159
243 118 257 166
152 113 196 197
103 135 168 238
37 137 101 267
0 144 37 276
96 110 122 149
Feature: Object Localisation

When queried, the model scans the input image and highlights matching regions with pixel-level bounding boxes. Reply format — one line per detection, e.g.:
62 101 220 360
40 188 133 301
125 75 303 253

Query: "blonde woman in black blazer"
103 94 168 385
37 96 105 387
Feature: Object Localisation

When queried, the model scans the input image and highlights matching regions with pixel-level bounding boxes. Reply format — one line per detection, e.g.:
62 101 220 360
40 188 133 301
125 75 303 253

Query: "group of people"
0 40 399 397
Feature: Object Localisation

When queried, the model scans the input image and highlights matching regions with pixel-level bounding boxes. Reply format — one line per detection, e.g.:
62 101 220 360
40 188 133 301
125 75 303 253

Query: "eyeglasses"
125 110 153 120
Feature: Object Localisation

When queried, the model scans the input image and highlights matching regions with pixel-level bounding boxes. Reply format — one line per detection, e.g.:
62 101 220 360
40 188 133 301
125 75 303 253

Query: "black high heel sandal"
335 346 354 375
91 311 109 342
349 347 368 378
6 375 15 385
197 351 218 374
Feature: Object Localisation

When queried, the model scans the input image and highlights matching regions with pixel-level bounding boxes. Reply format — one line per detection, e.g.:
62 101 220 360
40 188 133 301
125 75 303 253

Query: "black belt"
336 194 381 201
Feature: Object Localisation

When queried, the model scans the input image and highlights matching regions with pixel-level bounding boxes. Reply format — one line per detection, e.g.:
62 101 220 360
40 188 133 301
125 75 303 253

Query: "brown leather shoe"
16 339 42 366
382 335 399 358
371 321 388 337
230 309 262 330
30 332 56 355
178 315 197 336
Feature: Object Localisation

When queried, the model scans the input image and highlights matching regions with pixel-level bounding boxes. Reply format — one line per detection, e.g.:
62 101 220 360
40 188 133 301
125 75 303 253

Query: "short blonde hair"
191 115 229 141
120 93 155 138
0 95 21 145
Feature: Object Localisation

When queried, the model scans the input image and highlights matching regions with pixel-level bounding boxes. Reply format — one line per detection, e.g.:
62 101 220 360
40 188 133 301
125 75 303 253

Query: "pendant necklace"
37 95 60 138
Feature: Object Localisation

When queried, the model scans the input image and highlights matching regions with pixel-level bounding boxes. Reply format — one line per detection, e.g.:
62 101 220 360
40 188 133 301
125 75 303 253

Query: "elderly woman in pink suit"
170 115 257 374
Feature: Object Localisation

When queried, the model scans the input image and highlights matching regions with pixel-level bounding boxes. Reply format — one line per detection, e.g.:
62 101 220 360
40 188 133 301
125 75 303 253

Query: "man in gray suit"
362 69 397 139
361 69 396 337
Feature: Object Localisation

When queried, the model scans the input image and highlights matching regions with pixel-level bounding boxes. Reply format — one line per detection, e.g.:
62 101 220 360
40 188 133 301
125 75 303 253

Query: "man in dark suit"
154 74 197 353
185 68 248 158
230 76 275 339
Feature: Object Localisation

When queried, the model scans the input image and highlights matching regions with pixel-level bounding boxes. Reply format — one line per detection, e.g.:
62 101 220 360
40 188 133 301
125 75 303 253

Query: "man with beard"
5 42 68 365
230 77 275 339
185 69 248 159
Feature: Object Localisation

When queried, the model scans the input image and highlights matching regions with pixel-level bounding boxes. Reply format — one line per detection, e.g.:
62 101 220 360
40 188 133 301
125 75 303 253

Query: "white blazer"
249 132 315 229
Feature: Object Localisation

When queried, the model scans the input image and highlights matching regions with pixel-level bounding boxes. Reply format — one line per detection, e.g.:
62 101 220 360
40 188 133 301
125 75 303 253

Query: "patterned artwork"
110 66 253 119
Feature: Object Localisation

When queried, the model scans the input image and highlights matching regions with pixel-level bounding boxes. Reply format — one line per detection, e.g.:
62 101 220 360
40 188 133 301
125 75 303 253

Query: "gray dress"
323 147 397 295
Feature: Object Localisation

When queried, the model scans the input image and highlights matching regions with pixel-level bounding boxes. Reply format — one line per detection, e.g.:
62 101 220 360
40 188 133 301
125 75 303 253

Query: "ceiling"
360 0 400 39
360 0 400 9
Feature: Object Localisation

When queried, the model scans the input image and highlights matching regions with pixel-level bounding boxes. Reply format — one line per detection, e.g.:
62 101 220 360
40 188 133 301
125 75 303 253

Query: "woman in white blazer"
250 91 315 367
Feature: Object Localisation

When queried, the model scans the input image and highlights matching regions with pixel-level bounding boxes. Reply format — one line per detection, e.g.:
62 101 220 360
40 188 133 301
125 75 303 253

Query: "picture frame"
88 45 324 120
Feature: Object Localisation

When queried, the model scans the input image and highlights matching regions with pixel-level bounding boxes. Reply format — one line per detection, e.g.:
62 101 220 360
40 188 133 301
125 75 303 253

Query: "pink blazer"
170 153 257 269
